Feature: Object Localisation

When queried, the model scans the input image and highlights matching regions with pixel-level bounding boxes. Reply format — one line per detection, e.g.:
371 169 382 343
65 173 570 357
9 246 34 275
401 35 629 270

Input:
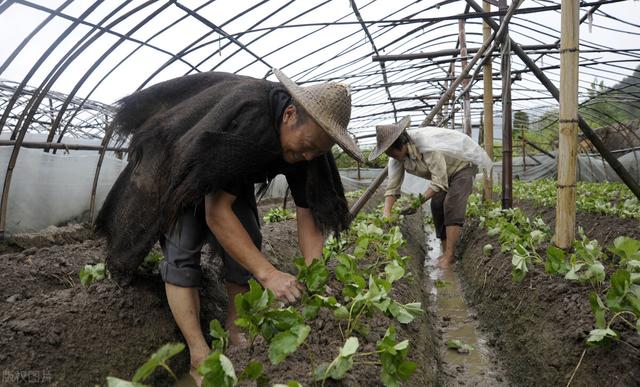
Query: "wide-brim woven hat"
273 68 363 163
368 116 411 161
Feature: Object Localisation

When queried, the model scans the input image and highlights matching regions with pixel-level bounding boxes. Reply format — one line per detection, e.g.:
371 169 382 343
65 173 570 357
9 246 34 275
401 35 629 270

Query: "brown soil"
0 195 439 386
457 199 640 387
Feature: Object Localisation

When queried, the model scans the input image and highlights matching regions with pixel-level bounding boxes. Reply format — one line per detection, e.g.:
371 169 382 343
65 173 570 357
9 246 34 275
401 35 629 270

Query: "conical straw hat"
368 116 411 161
273 68 363 163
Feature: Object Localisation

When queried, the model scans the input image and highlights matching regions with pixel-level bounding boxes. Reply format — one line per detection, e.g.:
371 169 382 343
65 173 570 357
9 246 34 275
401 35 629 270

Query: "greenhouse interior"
0 0 639 386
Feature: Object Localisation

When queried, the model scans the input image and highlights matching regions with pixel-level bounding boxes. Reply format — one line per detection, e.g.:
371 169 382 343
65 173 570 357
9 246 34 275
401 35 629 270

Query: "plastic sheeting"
493 150 640 183
0 147 126 234
5 149 637 234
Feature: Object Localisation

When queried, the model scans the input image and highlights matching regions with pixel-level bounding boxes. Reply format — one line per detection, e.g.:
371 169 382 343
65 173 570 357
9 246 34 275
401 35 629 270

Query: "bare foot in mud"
189 364 203 387
438 255 455 269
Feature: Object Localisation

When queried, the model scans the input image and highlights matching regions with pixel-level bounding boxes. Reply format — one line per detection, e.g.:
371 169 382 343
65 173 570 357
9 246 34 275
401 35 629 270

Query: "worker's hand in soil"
259 268 305 303
400 193 427 215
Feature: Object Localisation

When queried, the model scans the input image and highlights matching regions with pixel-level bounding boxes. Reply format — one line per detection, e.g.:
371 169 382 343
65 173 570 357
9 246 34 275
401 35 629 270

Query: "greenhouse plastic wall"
0 147 125 234
493 151 640 182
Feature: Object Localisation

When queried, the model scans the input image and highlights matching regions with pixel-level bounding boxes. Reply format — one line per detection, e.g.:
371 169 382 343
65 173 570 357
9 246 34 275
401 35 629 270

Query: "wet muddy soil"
457 199 640 387
422 223 508 387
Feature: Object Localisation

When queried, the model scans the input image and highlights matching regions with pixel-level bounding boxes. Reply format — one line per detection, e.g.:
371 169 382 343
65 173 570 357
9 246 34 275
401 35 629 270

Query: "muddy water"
423 224 509 386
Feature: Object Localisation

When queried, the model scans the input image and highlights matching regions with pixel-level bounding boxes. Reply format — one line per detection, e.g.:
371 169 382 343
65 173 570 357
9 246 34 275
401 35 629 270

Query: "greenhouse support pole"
90 122 116 221
351 0 524 218
482 0 494 202
499 0 513 209
459 19 472 136
465 0 640 199
522 135 527 172
555 0 579 248
450 61 456 130
349 167 389 217
524 138 555 159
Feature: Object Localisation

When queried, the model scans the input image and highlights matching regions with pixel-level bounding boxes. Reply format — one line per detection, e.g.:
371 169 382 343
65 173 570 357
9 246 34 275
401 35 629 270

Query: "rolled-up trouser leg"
443 166 476 228
159 189 262 288
159 206 207 288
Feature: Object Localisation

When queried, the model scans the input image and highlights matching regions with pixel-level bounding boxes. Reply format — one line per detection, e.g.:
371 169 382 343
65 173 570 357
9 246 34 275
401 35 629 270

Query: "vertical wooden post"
442 77 450 126
522 135 527 172
555 0 579 248
479 111 485 146
450 60 456 130
482 0 494 202
459 20 472 136
499 0 513 209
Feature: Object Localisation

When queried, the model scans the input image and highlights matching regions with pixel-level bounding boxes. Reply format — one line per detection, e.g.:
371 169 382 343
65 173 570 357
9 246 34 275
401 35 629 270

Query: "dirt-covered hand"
259 268 305 304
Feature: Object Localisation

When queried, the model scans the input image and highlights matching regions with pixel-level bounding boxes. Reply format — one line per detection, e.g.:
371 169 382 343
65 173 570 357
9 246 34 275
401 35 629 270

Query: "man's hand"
258 268 305 304
399 193 428 215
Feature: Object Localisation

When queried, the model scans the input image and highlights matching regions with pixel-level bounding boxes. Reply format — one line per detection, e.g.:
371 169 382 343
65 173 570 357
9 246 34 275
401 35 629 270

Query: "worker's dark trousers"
158 190 261 288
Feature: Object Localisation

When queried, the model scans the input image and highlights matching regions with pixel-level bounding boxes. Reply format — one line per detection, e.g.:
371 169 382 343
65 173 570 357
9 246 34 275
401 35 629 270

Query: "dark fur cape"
95 72 350 277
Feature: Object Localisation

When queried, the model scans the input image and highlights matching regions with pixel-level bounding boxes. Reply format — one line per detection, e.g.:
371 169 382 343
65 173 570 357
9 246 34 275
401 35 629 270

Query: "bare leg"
165 283 209 386
439 225 461 268
225 282 249 347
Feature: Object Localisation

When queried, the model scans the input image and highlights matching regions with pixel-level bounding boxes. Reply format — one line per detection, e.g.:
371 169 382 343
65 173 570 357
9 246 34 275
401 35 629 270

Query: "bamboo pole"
524 138 556 159
450 61 456 130
499 0 513 209
349 167 388 216
482 0 494 202
522 135 527 172
555 0 579 248
459 19 472 136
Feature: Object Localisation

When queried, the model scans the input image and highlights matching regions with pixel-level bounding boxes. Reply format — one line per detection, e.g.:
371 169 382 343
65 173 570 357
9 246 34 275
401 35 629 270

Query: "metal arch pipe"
173 1 272 70
0 1 160 237
89 122 117 221
136 0 272 91
234 0 360 74
46 1 175 147
350 0 398 124
0 0 74 75
13 0 198 73
0 0 107 139
51 0 219 151
206 0 296 73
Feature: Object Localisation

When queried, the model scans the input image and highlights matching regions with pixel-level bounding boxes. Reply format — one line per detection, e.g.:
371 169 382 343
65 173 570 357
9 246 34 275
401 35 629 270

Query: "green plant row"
496 179 640 220
466 193 640 348
109 204 424 386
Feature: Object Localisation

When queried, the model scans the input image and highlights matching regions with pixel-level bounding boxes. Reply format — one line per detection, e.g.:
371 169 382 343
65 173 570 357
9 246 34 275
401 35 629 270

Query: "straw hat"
368 116 411 161
273 68 363 163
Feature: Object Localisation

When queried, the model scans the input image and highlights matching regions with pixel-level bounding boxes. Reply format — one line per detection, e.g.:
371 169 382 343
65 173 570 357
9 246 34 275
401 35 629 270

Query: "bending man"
368 116 491 268
96 69 363 381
